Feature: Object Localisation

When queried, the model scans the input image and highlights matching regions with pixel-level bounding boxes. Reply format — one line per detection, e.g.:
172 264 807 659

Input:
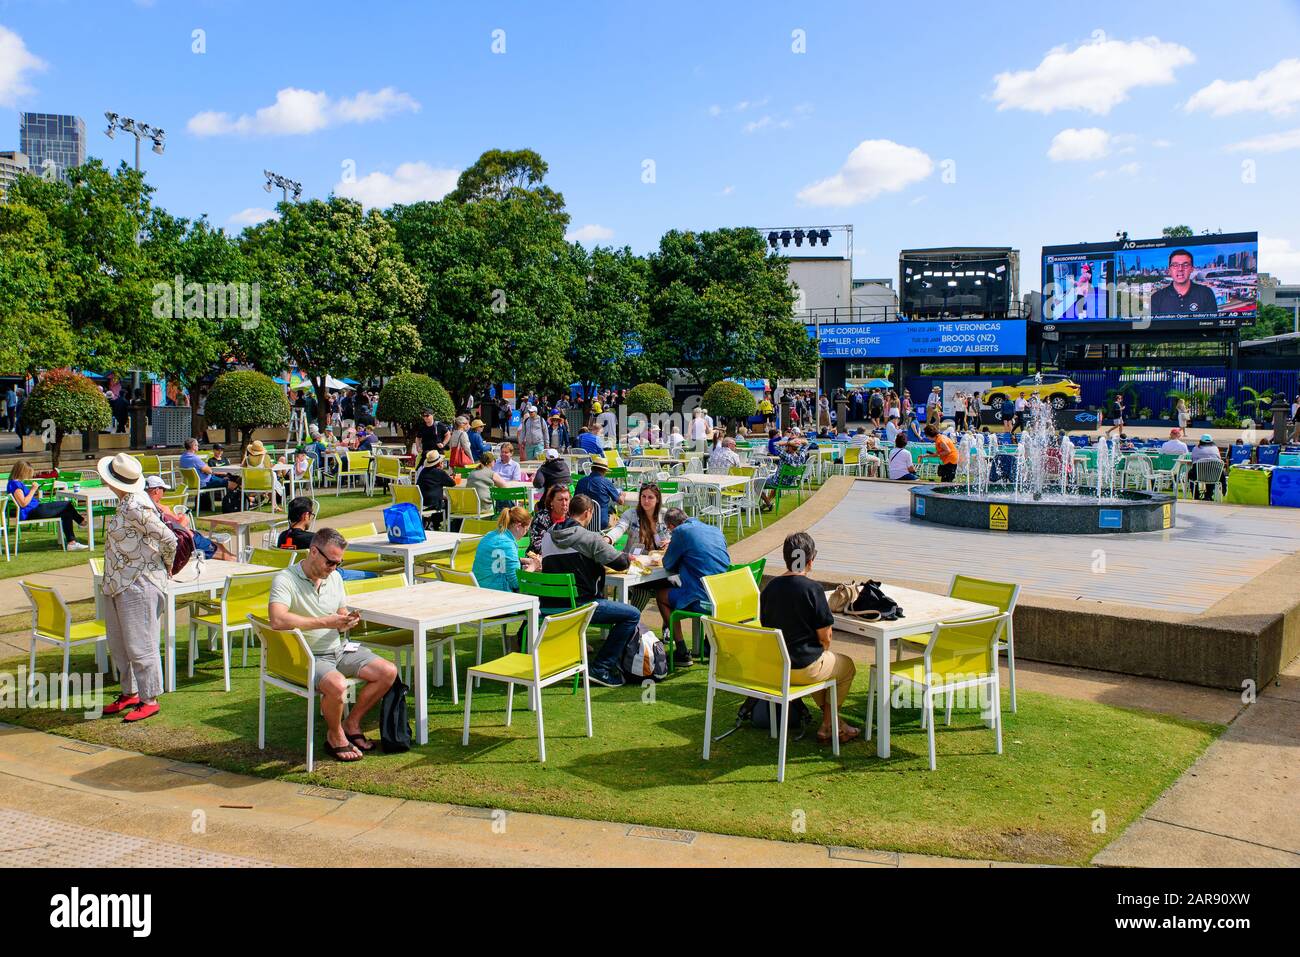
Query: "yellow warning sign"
989 503 1009 530
1162 504 1172 529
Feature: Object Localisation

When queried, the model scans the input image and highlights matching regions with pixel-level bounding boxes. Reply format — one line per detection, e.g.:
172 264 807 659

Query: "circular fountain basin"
909 484 1176 534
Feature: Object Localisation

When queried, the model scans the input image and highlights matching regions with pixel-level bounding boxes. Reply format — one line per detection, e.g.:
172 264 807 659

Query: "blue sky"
2 0 1300 291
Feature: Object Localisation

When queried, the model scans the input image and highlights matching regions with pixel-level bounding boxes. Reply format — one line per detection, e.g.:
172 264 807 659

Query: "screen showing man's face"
1168 254 1194 288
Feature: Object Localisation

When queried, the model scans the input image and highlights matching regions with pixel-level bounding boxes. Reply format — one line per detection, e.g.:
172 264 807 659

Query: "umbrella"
865 378 894 388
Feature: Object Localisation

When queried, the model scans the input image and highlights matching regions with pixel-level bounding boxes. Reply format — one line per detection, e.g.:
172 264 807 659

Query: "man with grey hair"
707 435 741 473
654 506 731 665
268 526 398 762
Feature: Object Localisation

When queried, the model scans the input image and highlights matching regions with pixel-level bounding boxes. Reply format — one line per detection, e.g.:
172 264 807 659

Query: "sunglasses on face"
313 546 344 569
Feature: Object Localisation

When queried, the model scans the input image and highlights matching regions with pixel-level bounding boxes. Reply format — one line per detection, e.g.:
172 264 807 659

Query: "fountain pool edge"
909 485 1177 534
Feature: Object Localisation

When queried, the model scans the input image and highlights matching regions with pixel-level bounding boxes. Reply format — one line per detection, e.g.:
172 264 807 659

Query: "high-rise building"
19 112 86 182
0 150 30 201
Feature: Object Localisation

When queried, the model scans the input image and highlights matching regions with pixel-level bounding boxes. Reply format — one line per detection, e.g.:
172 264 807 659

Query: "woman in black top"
758 532 860 744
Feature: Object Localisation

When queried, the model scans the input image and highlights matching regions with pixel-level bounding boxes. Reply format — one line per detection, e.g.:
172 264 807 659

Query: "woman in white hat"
97 453 177 722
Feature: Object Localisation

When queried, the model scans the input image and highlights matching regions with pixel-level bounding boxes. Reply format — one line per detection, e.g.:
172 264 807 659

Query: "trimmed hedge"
20 368 112 468
377 373 456 450
205 370 290 452
702 380 757 427
625 382 673 416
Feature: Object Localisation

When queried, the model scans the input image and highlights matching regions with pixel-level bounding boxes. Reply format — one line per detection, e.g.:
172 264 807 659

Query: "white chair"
1192 457 1226 501
1121 455 1153 491
696 484 743 537
2 495 67 559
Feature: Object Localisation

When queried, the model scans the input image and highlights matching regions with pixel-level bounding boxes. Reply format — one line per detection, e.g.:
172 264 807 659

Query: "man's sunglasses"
312 546 344 569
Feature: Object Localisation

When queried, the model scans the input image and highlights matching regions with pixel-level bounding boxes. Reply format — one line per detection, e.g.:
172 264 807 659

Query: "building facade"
0 150 29 201
19 113 86 182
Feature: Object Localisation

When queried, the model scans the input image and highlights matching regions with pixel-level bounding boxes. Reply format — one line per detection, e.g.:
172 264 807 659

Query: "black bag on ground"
713 697 812 742
221 481 242 513
379 677 411 753
850 579 904 621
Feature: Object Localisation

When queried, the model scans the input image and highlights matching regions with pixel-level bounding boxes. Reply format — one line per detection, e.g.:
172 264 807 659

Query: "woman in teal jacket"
471 506 539 591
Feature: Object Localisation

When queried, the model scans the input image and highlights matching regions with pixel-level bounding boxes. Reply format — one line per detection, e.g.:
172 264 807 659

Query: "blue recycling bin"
1230 444 1254 465
1270 466 1300 507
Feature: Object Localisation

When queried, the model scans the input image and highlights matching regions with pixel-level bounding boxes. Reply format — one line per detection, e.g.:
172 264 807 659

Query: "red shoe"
102 694 140 716
123 702 160 722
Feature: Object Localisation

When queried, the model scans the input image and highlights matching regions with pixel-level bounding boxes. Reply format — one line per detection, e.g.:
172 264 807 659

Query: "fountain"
911 400 1176 534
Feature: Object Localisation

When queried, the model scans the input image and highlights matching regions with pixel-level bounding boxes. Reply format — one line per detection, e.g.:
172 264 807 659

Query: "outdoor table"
605 561 670 604
346 580 539 745
676 472 748 490
345 530 474 581
199 511 276 557
53 484 118 549
159 558 275 693
828 583 997 760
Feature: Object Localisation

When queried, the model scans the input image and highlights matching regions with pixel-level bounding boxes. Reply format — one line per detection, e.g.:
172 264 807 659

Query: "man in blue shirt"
574 456 627 529
179 437 227 489
575 425 604 456
655 507 731 665
467 419 489 461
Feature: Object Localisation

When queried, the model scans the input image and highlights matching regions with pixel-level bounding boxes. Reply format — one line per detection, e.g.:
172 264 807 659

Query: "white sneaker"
67 541 90 551
209 532 233 545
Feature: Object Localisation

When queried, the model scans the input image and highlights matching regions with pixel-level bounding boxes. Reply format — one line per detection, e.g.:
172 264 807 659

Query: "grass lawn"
1 634 1220 866
0 491 391 581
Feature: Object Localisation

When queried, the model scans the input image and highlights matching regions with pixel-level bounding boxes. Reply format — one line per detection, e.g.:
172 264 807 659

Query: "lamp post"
103 112 165 171
263 169 303 204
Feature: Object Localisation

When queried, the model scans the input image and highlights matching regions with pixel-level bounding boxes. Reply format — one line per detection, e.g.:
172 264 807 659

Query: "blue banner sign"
807 320 1027 358
1098 509 1123 529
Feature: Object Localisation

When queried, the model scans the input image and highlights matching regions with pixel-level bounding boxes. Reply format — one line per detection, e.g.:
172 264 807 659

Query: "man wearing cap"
143 476 236 561
1160 429 1189 456
416 409 449 459
517 405 546 461
467 418 489 461
532 448 572 493
98 453 177 722
574 455 628 529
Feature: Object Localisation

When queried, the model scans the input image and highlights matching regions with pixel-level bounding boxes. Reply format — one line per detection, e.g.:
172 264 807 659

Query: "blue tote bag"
383 503 426 544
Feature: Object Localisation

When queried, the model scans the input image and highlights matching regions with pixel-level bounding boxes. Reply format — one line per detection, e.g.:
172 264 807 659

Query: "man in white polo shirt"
268 527 397 762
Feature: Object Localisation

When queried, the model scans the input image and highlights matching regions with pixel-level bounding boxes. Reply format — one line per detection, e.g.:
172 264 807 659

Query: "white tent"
324 376 354 391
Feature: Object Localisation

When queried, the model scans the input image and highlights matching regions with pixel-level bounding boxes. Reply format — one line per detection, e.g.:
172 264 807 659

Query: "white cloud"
910 195 928 206
1047 127 1112 161
0 26 46 108
334 162 458 208
1117 162 1140 176
566 224 615 244
720 185 734 196
188 86 419 136
992 33 1194 115
1225 128 1300 154
708 104 722 117
1261 237 1300 281
227 207 277 227
1152 138 1173 148
797 139 934 206
1185 59 1300 117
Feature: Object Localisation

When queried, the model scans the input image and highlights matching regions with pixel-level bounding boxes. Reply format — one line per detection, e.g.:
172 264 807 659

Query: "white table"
677 472 748 490
605 562 670 604
344 530 473 582
346 581 539 745
160 559 275 692
828 583 997 760
54 485 118 549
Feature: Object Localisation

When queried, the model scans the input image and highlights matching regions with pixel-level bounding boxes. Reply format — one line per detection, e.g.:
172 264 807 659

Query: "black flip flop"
324 741 364 762
345 732 375 752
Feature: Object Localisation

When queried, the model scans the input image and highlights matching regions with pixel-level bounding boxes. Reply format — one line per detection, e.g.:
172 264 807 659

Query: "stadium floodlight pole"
103 112 166 171
263 169 303 204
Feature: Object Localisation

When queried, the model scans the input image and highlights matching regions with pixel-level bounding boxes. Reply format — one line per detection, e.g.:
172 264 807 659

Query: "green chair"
489 485 531 511
517 570 613 693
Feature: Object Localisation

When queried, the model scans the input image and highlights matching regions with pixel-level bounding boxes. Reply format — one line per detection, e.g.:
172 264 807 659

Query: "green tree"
702 380 758 431
446 148 565 214
377 372 456 452
1241 303 1294 340
625 383 672 416
0 200 79 373
1162 225 1195 238
20 369 112 468
389 190 577 406
567 244 651 411
643 228 817 386
204 370 290 454
242 197 423 428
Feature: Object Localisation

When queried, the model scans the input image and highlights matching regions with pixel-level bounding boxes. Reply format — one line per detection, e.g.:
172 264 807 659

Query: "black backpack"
714 697 811 743
379 677 411 753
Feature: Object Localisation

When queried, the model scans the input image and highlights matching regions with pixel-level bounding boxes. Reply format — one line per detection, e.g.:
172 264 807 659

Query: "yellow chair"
416 535 481 579
867 613 1008 770
391 484 423 510
896 575 1022 712
248 614 357 772
447 486 493 527
836 445 864 476
332 450 373 495
181 466 224 516
375 455 409 489
334 521 404 575
701 567 760 625
603 449 623 469
462 602 598 762
457 518 498 537
188 570 278 691
241 466 278 513
19 581 108 709
701 617 841 783
246 546 298 568
132 453 163 477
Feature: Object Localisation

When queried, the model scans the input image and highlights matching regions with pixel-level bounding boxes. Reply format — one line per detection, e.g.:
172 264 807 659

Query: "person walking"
97 453 176 722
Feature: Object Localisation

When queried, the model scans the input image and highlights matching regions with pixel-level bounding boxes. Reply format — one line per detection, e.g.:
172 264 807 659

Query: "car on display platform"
982 374 1082 412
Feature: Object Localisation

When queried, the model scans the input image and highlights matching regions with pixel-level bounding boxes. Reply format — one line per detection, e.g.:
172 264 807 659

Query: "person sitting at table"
667 425 686 456
492 442 527 482
143 476 235 561
268 527 398 762
1190 434 1227 500
241 439 284 507
707 435 741 474
531 447 571 493
467 419 489 462
766 428 782 457
355 425 376 454
760 531 859 744
466 451 510 507
760 438 809 510
540 494 639 687
208 443 229 468
607 483 669 554
847 427 871 449
887 434 918 481
5 460 89 550
414 450 456 530
574 455 628 530
652 506 730 666
574 425 604 456
528 483 571 554
473 506 541 595
181 437 226 489
1160 428 1189 456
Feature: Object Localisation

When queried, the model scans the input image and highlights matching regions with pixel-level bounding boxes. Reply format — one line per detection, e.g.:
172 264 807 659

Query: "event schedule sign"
808 320 1027 359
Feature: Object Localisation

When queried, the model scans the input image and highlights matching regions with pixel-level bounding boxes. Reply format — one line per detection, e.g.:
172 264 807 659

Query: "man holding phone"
268 527 397 762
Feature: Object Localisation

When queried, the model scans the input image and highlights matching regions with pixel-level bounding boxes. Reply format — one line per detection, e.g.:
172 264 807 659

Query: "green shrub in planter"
205 370 290 455
625 383 673 416
378 373 455 452
20 368 112 469
701 380 757 430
